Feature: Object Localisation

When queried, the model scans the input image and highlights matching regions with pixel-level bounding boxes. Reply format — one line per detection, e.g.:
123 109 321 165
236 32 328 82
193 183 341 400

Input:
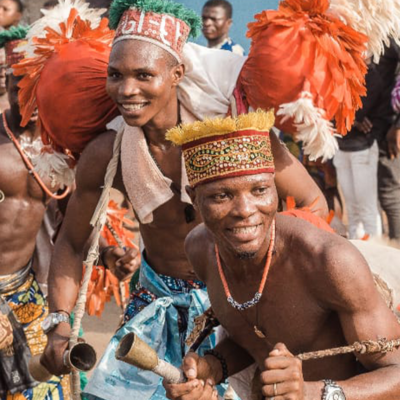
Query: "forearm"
304 365 400 400
47 241 84 314
205 338 255 383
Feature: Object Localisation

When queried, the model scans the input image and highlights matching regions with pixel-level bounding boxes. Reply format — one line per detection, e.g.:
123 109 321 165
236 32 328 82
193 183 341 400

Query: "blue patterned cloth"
84 257 220 400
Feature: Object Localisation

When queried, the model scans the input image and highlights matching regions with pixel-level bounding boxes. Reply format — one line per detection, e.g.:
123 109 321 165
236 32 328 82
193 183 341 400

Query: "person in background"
0 0 22 30
333 62 384 239
202 0 245 56
376 41 400 245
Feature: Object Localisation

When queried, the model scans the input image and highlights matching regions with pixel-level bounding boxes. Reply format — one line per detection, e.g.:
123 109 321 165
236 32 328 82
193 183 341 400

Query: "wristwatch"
322 380 346 400
41 312 70 334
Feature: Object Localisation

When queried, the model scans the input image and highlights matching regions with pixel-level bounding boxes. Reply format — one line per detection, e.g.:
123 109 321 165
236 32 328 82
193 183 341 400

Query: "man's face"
106 40 184 127
193 173 278 258
0 0 21 29
202 6 232 42
0 49 7 95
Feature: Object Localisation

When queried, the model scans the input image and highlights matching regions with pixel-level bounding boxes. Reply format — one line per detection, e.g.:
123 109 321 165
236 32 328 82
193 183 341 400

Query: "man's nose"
232 194 257 219
118 78 140 98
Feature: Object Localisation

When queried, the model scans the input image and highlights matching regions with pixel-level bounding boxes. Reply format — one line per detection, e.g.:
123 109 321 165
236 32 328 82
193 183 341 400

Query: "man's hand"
387 126 400 159
103 246 140 281
260 343 304 400
41 322 71 376
354 117 373 134
163 352 219 400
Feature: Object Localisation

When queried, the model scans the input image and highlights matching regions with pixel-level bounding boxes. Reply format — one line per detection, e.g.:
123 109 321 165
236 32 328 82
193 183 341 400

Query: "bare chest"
207 264 342 366
0 140 49 202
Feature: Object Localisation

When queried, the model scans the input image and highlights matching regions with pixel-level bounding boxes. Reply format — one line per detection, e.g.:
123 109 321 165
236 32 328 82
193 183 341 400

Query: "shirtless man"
40 1 327 397
0 28 71 398
164 111 400 400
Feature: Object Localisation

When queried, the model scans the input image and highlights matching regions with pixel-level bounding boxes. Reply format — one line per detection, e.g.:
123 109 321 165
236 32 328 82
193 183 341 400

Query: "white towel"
109 106 196 224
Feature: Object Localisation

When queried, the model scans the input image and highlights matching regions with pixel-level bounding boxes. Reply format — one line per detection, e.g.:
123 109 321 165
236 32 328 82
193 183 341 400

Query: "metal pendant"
254 326 266 339
0 190 4 203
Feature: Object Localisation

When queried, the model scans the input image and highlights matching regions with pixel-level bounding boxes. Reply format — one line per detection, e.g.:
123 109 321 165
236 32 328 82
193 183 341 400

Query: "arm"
270 131 329 218
317 243 400 399
41 132 116 375
261 239 400 400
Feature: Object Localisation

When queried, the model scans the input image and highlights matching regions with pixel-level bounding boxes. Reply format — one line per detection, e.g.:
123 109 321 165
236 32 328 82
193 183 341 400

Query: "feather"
329 0 400 62
32 147 76 188
277 92 338 162
17 0 106 57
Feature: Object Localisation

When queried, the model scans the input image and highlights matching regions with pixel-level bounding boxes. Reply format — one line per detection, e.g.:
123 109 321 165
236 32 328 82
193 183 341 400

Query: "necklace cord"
215 219 276 309
3 112 70 200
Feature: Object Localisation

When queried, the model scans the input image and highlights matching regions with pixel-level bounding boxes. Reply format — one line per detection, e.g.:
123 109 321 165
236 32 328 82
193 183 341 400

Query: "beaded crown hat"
109 0 201 61
167 110 275 187
0 26 29 71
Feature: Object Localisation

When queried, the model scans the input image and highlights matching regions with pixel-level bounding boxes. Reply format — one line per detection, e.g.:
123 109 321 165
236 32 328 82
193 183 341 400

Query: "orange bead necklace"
215 219 276 311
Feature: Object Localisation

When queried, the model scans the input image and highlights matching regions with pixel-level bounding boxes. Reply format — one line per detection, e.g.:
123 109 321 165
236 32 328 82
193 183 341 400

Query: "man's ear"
185 185 198 210
172 63 185 87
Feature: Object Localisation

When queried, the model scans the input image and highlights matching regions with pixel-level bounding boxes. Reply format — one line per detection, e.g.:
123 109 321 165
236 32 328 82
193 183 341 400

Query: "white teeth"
231 225 259 234
122 103 146 111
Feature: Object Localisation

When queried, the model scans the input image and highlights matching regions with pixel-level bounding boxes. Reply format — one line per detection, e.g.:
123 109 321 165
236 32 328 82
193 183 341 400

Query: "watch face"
327 388 346 400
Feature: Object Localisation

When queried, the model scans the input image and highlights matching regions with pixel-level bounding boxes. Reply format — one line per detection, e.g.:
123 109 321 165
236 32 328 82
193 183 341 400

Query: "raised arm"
41 131 116 376
270 131 329 218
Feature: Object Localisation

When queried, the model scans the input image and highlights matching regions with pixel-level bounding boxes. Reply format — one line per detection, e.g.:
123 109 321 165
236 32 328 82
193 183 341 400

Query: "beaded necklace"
2 112 70 200
215 219 276 311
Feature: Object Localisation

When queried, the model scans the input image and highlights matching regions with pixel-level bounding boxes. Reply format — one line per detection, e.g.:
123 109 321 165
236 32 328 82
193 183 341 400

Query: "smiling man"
40 1 328 399
164 110 400 400
202 0 245 55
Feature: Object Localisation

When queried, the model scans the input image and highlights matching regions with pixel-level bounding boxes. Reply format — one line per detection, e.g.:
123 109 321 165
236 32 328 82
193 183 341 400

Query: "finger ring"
273 382 278 396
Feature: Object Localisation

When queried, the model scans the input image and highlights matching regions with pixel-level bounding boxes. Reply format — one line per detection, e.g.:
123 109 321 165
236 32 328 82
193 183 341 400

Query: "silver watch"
322 380 346 400
41 312 70 334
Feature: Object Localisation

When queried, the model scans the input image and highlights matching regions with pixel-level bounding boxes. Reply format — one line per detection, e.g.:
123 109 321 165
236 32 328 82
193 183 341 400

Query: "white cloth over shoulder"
107 108 195 224
179 42 247 120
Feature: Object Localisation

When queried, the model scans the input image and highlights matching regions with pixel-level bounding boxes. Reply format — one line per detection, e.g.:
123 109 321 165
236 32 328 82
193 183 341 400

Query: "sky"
176 0 279 53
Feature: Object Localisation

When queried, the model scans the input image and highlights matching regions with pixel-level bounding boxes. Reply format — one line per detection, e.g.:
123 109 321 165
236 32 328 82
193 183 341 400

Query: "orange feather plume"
239 0 368 159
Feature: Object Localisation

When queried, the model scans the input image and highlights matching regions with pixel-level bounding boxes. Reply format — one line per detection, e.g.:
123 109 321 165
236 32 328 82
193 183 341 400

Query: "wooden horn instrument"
29 342 97 382
116 332 186 383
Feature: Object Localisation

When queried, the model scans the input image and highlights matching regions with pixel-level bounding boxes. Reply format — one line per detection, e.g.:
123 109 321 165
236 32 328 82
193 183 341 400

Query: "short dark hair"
10 0 24 13
202 0 232 19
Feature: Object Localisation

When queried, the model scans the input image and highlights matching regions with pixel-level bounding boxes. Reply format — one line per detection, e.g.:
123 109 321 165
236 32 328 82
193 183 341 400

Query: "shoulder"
75 130 117 192
185 223 214 282
278 214 376 310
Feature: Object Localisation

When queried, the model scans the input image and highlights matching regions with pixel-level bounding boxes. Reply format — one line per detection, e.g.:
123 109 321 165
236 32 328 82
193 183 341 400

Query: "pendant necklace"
215 219 276 338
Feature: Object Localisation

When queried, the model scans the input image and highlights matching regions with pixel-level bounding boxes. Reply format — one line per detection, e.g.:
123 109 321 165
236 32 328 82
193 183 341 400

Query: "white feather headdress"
329 0 400 62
